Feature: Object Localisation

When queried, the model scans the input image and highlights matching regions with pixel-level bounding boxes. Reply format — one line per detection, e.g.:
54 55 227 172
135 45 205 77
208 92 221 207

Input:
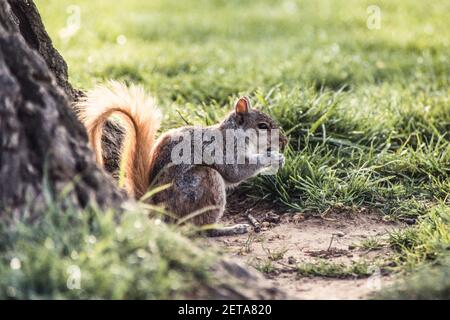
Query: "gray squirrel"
76 81 287 236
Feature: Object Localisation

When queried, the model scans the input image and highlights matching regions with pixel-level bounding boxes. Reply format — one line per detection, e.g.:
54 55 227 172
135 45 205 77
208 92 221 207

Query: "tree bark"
0 0 124 215
6 0 80 100
0 0 286 299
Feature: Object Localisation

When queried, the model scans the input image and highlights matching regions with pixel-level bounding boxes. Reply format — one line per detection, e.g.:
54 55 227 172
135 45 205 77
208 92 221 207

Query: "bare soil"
207 196 406 299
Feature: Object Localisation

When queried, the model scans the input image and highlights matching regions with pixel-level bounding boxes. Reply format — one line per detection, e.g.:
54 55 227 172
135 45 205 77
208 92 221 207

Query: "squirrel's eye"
257 123 269 130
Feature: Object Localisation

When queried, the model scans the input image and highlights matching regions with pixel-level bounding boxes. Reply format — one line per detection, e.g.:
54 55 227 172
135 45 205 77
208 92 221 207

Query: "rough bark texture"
0 0 286 299
6 0 80 100
0 0 124 215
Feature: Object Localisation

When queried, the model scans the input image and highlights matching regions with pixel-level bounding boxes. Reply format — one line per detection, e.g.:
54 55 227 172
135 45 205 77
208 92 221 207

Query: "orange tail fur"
76 81 162 198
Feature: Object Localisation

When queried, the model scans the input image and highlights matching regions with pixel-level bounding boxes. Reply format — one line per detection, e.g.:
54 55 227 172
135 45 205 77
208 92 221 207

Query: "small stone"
288 256 297 265
281 213 292 223
264 212 281 223
292 213 305 224
333 231 345 237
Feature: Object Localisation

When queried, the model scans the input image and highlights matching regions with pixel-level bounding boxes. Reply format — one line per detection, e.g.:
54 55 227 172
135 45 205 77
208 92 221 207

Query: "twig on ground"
327 234 336 251
327 232 345 251
247 213 261 233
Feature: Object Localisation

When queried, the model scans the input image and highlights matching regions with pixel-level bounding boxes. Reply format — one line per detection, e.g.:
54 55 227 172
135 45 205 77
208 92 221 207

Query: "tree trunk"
6 0 80 100
0 0 286 299
0 0 124 215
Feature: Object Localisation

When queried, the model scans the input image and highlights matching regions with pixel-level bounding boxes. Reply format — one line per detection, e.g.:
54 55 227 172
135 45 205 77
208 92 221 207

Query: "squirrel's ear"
235 96 251 114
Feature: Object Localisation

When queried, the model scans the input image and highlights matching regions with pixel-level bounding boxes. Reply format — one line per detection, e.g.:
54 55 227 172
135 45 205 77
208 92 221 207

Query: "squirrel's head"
221 96 288 152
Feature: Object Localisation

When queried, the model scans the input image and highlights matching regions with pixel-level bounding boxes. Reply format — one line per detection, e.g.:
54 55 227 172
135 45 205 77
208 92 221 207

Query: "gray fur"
101 99 288 235
148 107 288 229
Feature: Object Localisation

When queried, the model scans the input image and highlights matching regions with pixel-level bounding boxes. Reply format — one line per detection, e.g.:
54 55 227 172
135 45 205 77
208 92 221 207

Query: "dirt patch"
207 201 406 299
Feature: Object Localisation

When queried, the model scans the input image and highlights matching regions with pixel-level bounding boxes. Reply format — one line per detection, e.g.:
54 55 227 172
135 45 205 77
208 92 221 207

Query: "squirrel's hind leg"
153 166 251 236
159 166 227 225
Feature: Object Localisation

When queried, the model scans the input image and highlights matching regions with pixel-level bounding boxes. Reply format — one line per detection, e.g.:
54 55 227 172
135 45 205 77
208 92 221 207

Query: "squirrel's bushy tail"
76 81 162 198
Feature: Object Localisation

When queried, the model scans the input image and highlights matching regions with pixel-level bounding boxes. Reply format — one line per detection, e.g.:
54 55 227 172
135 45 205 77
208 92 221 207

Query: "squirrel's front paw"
258 151 285 175
271 151 285 168
266 151 285 168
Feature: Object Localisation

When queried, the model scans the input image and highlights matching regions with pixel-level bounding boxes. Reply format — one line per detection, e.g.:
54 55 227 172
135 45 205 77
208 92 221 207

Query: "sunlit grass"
31 0 450 299
0 193 215 299
381 204 450 299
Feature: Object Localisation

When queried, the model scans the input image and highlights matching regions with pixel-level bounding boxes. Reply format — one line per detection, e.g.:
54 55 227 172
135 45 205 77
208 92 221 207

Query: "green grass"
388 203 450 270
379 257 450 299
0 195 215 299
380 204 450 298
263 246 288 261
359 237 386 251
21 0 450 298
254 259 276 274
296 260 372 279
36 0 450 217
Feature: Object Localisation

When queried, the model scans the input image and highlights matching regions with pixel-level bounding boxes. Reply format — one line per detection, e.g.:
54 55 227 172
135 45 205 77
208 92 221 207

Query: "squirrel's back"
76 81 162 198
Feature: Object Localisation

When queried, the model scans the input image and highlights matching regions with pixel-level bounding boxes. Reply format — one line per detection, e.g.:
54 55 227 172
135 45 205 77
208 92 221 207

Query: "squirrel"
76 81 287 236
